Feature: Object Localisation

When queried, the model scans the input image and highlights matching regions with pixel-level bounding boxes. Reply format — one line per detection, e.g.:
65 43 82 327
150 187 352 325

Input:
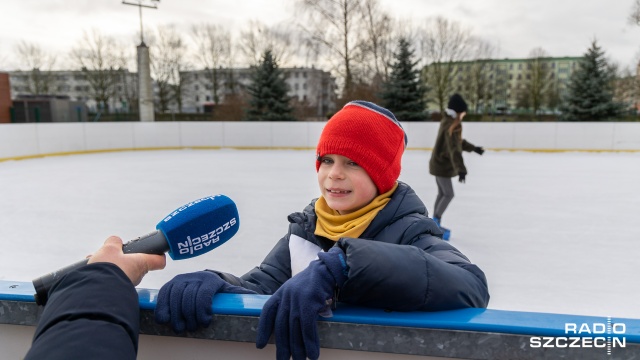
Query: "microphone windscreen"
156 195 239 260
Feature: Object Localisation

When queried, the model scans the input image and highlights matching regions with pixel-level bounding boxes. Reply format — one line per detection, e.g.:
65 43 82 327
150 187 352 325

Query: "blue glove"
256 246 348 360
155 270 255 333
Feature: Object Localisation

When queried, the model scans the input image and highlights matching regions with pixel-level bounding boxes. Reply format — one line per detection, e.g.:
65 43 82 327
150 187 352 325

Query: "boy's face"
317 154 378 215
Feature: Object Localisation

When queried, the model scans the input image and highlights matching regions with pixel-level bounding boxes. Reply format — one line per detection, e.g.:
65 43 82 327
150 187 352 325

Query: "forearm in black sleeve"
337 238 489 311
216 236 292 295
25 263 140 360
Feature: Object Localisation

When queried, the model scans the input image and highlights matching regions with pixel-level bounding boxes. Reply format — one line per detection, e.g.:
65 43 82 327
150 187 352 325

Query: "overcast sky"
1 0 639 71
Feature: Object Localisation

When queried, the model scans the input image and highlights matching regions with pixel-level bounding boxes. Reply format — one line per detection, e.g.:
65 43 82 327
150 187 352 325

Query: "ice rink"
0 149 638 319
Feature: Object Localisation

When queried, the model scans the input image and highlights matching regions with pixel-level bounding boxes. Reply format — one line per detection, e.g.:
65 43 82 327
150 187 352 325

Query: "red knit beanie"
316 100 407 194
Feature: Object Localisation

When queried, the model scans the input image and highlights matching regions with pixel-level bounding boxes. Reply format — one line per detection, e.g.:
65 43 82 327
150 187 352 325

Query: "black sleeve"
337 220 489 312
214 234 293 295
25 263 140 360
461 139 476 152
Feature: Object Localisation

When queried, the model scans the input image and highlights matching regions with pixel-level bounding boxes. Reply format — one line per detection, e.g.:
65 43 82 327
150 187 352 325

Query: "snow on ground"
0 149 638 319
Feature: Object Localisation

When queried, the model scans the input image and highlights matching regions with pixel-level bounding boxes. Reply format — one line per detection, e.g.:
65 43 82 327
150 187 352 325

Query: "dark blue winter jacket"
25 263 140 360
217 181 489 311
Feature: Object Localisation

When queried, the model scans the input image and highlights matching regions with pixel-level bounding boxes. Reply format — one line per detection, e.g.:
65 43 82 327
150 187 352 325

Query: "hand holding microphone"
33 194 241 306
87 236 167 286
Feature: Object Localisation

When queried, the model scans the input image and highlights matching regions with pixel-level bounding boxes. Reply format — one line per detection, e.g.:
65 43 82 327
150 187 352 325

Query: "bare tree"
360 0 394 84
629 0 640 26
545 77 562 113
149 25 189 112
466 39 495 114
516 47 551 115
295 0 365 98
110 43 138 113
191 23 232 105
612 65 639 113
71 30 123 112
14 41 57 95
238 20 294 66
420 17 473 113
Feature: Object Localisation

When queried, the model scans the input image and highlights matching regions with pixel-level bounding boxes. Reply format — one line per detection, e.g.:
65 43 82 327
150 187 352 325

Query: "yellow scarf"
314 183 398 241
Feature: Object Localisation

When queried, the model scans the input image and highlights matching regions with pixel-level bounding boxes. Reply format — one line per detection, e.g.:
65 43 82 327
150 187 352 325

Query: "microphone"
32 194 239 306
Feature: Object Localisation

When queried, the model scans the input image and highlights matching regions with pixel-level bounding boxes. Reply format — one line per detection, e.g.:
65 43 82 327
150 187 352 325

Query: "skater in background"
155 101 489 360
429 93 485 240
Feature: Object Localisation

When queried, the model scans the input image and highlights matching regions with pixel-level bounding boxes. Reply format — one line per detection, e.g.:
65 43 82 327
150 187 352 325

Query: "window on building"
303 83 307 90
195 85 199 91
196 95 200 102
303 72 307 78
518 64 522 70
509 74 513 80
295 83 299 90
517 74 522 80
206 95 211 101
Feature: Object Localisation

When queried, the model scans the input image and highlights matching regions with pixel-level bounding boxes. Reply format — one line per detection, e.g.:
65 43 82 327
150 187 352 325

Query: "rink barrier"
1 121 639 162
1 280 640 360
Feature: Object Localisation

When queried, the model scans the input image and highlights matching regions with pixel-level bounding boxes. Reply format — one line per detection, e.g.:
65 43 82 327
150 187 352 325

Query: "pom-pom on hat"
447 93 468 114
316 100 407 194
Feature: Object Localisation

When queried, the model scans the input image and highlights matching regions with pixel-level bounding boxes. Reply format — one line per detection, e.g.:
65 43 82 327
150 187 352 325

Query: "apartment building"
180 66 337 118
425 57 581 114
9 66 336 120
9 69 138 113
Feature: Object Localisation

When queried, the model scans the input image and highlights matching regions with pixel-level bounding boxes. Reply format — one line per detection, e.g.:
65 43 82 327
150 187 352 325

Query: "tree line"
10 0 640 121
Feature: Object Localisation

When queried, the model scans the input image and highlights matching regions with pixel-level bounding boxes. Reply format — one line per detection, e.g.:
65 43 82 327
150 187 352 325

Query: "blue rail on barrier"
3 280 638 343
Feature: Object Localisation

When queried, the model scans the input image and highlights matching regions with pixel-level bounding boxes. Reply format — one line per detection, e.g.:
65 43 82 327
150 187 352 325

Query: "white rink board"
1 122 639 161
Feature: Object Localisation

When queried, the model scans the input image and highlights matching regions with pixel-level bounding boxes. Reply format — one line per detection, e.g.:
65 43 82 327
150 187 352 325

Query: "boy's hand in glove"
256 246 348 360
473 146 485 155
155 271 255 333
459 172 466 183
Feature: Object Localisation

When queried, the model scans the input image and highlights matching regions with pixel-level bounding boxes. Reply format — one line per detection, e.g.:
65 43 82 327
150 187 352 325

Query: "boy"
155 101 490 360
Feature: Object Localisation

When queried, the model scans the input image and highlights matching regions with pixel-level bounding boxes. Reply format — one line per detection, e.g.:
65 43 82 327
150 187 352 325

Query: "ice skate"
432 217 451 241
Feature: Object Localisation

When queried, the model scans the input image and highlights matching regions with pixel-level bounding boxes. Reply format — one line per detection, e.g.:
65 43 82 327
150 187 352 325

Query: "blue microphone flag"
156 195 239 260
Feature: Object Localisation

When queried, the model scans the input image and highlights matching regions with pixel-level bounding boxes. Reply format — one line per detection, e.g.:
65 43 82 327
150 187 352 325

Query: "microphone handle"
33 230 169 306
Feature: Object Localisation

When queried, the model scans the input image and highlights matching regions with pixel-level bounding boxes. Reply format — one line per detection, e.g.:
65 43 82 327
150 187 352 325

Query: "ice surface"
0 149 638 319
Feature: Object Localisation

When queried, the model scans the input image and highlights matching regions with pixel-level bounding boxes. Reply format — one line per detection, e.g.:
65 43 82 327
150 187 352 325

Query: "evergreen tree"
246 50 296 121
561 40 623 121
380 38 428 121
